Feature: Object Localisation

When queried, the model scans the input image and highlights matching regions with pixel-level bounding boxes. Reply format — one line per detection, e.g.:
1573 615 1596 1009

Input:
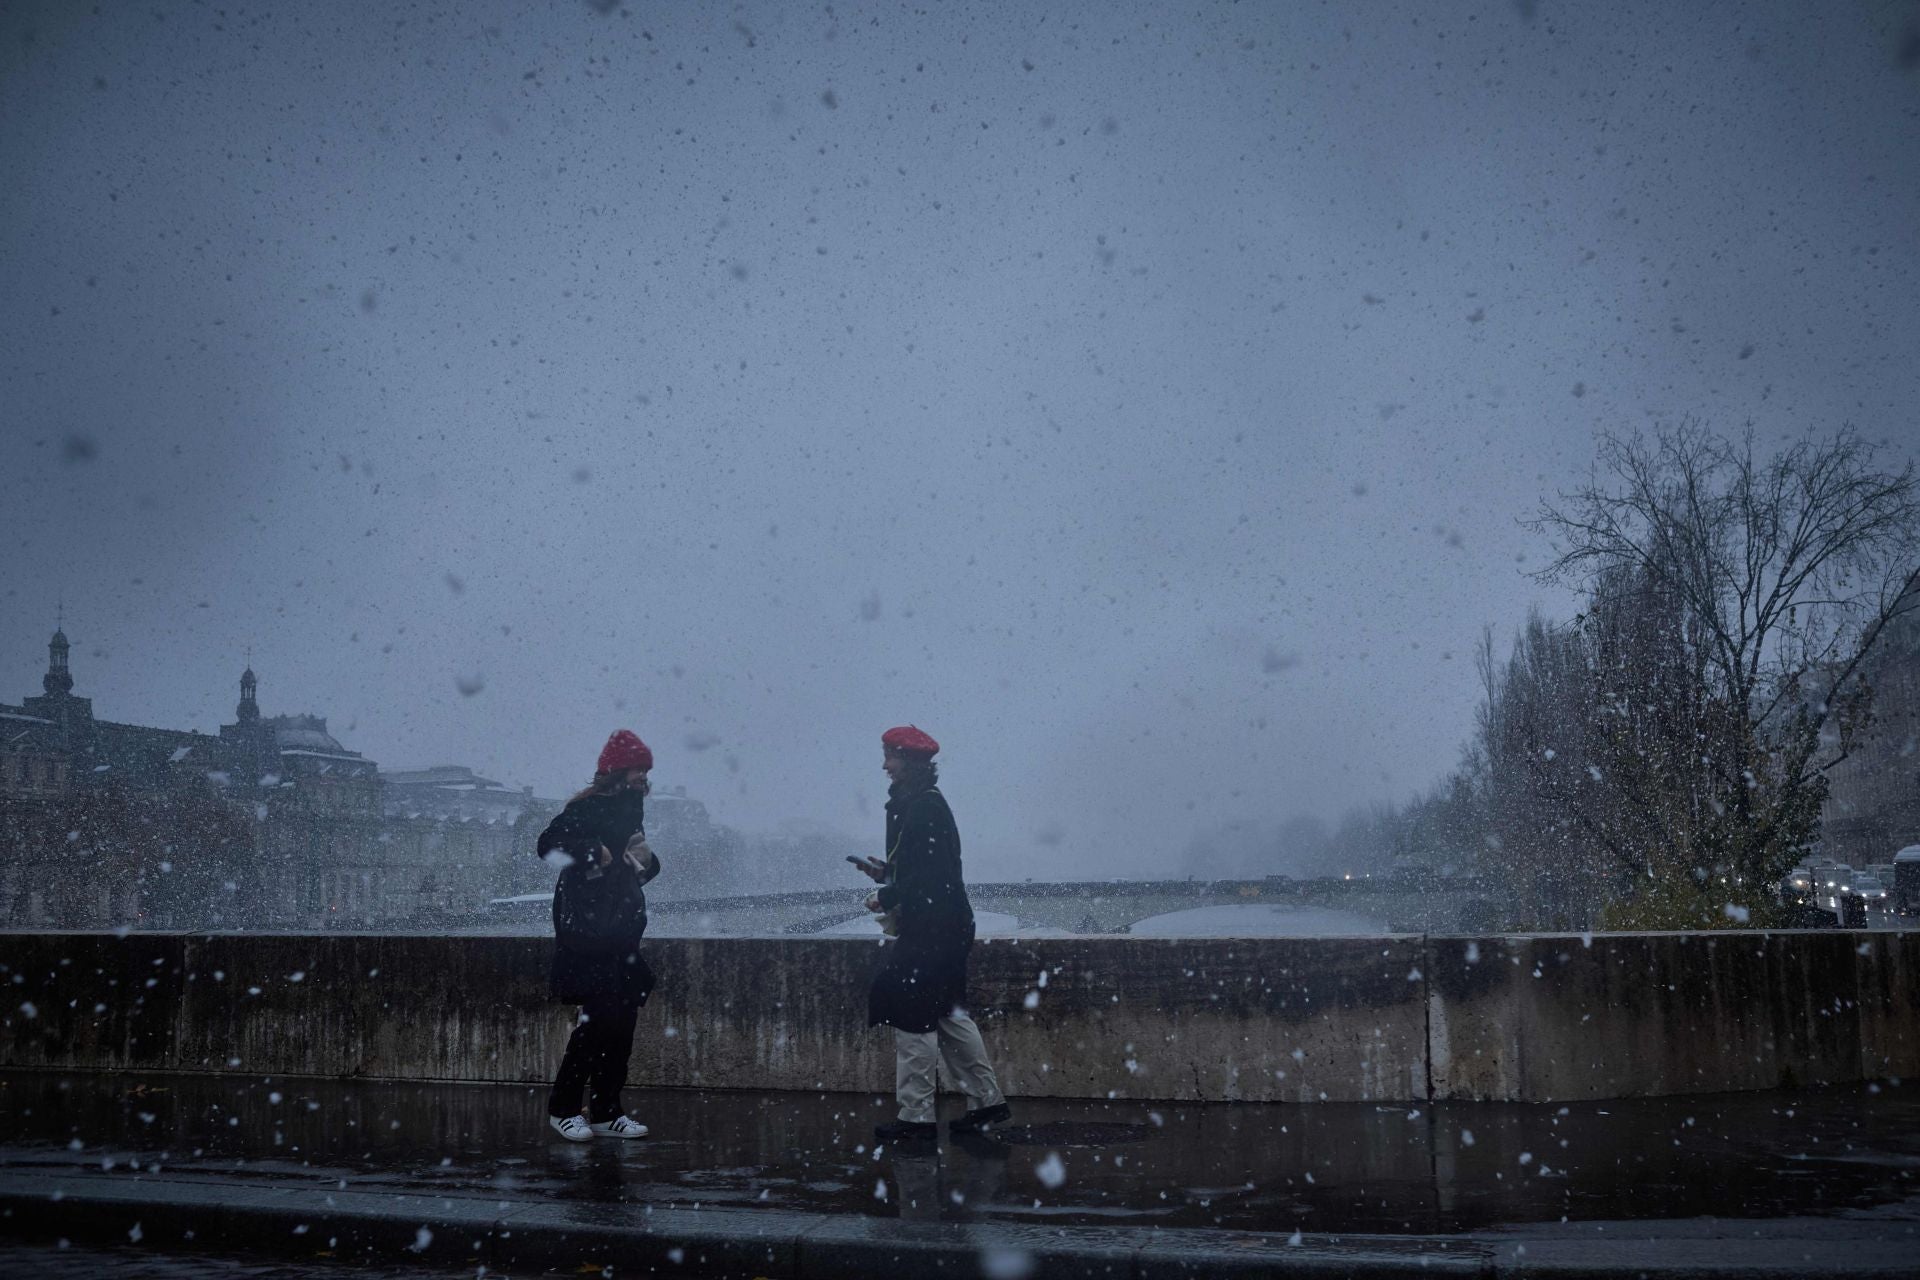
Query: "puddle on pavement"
1 1071 1916 1234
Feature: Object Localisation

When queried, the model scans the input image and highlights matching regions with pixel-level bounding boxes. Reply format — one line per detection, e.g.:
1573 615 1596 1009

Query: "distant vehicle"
1837 893 1868 928
1852 875 1888 906
1780 901 1840 929
1821 866 1855 914
1894 847 1920 918
1782 867 1816 905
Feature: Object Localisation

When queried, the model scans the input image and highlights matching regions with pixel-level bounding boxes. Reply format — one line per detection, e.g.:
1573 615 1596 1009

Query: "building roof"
85 720 212 781
383 764 507 791
262 714 362 758
0 705 59 755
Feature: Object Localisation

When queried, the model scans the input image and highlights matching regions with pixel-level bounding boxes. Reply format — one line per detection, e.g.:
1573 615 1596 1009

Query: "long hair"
569 770 650 805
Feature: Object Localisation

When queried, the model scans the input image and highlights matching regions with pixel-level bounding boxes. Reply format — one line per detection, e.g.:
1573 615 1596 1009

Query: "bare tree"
1527 423 1920 898
1468 607 1620 925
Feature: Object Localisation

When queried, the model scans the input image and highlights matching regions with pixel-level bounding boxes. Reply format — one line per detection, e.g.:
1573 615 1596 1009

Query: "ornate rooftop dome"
262 714 356 757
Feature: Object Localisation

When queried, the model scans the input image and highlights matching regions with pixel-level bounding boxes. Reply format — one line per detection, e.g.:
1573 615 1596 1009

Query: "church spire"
237 657 259 724
43 619 73 696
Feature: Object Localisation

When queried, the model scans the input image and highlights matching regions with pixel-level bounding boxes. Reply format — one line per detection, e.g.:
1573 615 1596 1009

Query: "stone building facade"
381 765 554 908
0 630 557 929
1820 613 1920 865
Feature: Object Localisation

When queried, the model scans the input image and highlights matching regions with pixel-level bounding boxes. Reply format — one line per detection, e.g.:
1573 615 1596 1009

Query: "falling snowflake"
981 1248 1037 1279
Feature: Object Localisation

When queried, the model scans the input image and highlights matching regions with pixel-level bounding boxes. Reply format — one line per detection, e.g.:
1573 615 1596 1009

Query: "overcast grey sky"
3 1 1917 881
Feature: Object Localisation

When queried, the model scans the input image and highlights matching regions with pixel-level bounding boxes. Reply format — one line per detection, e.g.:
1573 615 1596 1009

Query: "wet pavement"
1 1070 1917 1237
0 1241 486 1278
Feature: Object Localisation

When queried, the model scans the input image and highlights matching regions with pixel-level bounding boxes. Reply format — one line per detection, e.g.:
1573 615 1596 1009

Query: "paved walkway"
1 1071 1917 1276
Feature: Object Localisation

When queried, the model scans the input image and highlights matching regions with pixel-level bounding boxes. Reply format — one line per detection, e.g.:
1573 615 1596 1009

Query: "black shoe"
948 1102 1012 1135
873 1119 939 1144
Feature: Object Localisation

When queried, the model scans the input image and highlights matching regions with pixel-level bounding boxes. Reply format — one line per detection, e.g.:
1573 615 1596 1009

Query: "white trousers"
893 1012 1006 1123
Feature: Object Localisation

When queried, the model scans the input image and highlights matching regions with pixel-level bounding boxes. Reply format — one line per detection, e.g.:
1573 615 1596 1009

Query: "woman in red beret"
853 725 1011 1142
536 729 660 1141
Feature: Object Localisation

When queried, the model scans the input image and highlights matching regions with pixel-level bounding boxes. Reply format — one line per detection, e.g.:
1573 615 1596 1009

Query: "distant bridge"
483 875 1495 935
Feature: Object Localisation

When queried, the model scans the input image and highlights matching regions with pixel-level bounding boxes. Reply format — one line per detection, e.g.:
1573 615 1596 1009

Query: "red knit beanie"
881 724 939 757
597 729 653 774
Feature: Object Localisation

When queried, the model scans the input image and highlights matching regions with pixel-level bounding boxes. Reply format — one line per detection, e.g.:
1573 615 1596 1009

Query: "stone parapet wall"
1 931 1914 1103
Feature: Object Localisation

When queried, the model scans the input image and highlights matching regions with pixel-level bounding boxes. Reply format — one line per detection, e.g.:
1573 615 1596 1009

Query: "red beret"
597 729 653 774
881 724 939 756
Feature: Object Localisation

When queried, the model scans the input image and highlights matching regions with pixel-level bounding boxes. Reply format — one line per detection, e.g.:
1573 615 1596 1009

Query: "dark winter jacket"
538 789 658 1006
868 781 975 1033
536 788 651 873
548 858 655 1006
873 783 973 942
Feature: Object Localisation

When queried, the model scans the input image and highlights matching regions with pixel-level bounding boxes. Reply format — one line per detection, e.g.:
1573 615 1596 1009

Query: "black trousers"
547 997 640 1122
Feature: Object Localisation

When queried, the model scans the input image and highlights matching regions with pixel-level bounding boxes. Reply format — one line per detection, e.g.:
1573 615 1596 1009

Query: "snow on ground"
672 904 1384 938
646 912 776 937
820 909 1072 938
1126 904 1388 938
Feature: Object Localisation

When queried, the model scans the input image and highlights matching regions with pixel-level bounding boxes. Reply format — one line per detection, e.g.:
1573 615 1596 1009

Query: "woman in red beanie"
535 729 660 1141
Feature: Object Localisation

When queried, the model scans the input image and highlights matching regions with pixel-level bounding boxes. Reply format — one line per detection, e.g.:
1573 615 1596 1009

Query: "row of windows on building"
0 755 406 816
297 868 441 916
279 784 383 814
0 754 69 791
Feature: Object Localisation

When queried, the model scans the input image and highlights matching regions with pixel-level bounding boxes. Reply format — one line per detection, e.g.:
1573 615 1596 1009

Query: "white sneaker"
590 1115 649 1139
549 1114 593 1143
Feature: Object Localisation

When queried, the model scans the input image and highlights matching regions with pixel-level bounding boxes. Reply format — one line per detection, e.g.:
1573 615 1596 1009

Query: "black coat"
538 790 657 1007
548 859 654 1006
868 782 976 1033
537 789 650 871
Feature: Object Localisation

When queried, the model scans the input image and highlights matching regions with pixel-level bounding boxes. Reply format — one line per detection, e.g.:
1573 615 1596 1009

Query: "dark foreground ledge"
5 1170 1919 1279
3 1071 1919 1278
5 929 1920 1103
0 1167 1484 1277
